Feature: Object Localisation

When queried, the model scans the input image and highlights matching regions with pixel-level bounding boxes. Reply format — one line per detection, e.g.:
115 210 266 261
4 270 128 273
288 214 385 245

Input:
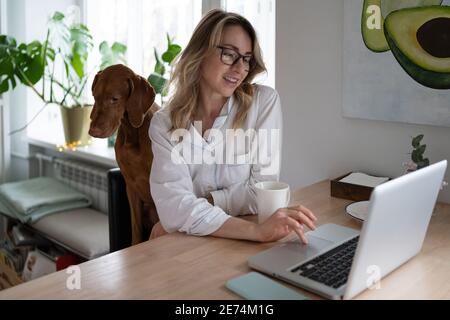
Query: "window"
85 0 202 105
85 0 275 97
26 0 276 151
222 0 275 88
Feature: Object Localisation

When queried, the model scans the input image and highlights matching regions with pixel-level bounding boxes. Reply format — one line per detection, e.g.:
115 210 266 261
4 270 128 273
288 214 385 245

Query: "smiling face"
199 25 253 99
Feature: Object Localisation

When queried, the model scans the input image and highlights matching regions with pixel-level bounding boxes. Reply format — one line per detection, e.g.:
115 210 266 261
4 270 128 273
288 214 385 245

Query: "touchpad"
307 223 359 243
282 236 334 262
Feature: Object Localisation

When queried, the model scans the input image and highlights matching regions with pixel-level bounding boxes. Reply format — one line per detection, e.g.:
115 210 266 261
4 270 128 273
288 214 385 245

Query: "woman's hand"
256 205 317 244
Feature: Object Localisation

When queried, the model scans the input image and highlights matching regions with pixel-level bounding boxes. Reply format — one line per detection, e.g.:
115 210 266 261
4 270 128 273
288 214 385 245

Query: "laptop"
248 160 447 300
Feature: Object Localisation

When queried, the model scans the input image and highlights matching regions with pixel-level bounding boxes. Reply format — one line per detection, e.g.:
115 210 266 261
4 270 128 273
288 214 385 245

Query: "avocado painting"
362 0 449 89
384 6 450 89
361 0 443 53
343 0 450 127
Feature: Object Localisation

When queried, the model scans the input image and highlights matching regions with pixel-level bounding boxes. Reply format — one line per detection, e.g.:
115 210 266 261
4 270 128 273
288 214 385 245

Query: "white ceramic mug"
254 181 290 224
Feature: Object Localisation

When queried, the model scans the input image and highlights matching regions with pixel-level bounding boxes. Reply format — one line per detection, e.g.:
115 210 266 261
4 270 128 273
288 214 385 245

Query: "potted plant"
147 33 181 107
403 134 448 190
0 11 127 147
403 134 430 172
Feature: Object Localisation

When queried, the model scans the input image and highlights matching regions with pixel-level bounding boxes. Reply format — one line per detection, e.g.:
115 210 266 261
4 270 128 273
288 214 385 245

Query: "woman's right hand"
256 205 317 244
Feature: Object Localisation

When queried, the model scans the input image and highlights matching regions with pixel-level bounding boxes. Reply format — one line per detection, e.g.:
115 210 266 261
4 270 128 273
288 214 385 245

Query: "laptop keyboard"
290 236 360 289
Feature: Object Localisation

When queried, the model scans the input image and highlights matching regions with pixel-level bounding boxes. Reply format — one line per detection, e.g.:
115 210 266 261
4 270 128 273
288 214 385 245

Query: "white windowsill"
28 137 117 168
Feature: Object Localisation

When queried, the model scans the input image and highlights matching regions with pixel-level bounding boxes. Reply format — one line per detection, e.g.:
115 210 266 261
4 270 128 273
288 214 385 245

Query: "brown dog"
89 64 159 245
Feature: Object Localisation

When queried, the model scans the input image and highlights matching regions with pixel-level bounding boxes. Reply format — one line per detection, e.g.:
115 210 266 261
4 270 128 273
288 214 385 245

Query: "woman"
149 9 316 243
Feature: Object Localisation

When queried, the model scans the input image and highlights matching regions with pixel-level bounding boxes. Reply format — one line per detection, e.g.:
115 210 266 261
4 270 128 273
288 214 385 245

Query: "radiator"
53 158 109 214
35 154 110 214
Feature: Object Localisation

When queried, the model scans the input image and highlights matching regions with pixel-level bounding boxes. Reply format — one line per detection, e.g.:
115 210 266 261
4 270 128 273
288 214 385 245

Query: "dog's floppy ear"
91 71 102 94
126 75 156 128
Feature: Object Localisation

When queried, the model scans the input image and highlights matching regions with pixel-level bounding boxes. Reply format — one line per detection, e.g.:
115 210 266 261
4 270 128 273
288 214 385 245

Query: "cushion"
32 208 109 260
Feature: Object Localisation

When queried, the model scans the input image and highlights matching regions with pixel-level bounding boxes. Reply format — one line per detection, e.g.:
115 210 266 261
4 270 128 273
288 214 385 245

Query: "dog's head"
89 64 156 138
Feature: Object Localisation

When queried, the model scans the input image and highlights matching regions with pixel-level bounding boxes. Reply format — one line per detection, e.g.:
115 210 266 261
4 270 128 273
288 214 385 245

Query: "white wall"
277 0 450 203
0 0 8 183
6 0 27 181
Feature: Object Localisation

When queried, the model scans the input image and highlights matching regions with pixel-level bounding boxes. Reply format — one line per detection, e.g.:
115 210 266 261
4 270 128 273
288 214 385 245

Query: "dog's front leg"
126 186 144 245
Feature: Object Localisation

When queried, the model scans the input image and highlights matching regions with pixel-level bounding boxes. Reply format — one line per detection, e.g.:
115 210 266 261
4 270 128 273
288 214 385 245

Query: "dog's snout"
88 126 102 137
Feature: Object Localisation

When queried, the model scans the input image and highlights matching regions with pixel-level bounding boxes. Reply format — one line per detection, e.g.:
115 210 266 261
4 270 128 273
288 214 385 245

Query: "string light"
56 139 92 152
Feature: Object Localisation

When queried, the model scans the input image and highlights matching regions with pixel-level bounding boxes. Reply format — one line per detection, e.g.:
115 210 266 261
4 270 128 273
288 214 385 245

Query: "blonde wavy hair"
166 9 266 130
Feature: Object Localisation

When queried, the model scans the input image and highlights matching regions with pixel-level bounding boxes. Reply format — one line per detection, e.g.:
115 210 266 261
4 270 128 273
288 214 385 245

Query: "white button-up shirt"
149 84 282 235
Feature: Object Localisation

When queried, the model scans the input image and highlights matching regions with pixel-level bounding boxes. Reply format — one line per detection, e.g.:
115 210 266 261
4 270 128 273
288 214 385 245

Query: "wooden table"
0 180 449 299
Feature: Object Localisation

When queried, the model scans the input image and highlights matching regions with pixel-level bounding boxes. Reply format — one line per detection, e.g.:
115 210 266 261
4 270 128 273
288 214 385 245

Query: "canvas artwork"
343 0 450 127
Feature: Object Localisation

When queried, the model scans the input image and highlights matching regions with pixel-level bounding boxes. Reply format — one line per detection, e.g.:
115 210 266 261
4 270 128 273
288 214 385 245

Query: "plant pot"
59 105 93 147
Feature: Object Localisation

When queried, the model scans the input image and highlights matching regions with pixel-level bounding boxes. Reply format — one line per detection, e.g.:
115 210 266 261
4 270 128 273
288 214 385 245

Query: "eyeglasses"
216 46 255 72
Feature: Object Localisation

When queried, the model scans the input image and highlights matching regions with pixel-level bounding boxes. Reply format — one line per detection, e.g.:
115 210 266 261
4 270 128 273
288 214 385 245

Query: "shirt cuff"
182 207 232 236
210 189 228 213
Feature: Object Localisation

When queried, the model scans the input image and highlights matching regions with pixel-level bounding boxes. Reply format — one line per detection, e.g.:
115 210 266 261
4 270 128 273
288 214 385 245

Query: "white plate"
345 201 370 222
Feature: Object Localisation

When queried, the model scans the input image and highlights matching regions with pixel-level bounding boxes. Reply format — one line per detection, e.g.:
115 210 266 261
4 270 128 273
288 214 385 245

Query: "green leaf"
147 72 166 94
0 57 14 76
154 61 165 75
78 24 90 33
63 60 69 79
70 26 93 46
13 41 45 86
153 48 165 75
99 41 108 54
154 48 162 65
0 35 17 47
99 41 127 70
25 55 45 84
412 134 424 148
412 149 421 163
0 78 9 93
26 41 41 55
417 144 426 156
0 37 18 91
46 46 56 61
161 52 172 64
162 44 181 63
18 43 27 51
10 75 16 89
71 51 84 79
111 42 127 54
51 11 65 22
171 43 182 51
70 26 93 58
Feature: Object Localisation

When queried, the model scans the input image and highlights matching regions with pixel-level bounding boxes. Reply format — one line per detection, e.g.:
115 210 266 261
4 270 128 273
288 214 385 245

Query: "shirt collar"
212 95 234 129
188 95 235 148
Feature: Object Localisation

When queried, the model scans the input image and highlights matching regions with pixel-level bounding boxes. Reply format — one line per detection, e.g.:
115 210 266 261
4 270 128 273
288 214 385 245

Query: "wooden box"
330 172 379 202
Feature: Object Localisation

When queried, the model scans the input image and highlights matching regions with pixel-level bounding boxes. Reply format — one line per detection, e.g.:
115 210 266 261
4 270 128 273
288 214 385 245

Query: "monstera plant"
0 11 127 146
